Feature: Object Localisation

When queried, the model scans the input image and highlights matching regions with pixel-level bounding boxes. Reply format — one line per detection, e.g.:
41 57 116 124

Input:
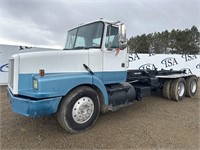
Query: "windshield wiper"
73 46 89 50
63 46 91 50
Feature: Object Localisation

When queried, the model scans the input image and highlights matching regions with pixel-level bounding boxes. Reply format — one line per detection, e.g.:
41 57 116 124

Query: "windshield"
64 22 104 50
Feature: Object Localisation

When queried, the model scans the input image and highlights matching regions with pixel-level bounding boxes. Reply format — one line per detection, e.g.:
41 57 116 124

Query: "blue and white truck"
7 19 198 133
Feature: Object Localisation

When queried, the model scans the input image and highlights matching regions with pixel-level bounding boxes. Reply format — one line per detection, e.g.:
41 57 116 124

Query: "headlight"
33 79 38 90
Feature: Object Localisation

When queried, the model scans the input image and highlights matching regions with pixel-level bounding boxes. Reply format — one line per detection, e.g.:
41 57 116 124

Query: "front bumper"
7 88 62 117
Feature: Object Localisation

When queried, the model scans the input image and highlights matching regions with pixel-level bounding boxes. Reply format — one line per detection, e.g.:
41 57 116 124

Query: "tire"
185 76 198 97
163 79 172 100
170 78 186 102
57 86 100 133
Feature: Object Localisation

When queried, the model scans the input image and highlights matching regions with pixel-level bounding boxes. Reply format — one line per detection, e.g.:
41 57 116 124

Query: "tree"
128 26 200 54
169 29 177 53
136 34 149 53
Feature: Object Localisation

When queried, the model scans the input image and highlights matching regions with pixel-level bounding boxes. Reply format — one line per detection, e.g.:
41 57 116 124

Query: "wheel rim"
178 82 185 97
191 80 197 93
72 97 94 124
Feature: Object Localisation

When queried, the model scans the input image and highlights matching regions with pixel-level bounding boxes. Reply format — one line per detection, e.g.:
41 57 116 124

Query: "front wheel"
57 86 100 133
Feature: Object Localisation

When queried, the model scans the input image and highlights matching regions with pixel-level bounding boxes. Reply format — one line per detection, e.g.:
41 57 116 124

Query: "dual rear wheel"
163 76 197 101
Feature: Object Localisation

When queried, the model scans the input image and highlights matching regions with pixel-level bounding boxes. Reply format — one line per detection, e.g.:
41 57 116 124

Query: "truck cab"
8 19 134 133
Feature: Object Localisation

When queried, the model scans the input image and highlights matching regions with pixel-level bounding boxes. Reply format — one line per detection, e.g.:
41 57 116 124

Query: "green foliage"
128 26 200 54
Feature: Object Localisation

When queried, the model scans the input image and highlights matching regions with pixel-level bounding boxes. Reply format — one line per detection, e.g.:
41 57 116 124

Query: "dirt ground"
0 81 199 149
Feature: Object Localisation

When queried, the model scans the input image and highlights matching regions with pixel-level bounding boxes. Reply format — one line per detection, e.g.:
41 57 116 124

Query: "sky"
0 0 199 49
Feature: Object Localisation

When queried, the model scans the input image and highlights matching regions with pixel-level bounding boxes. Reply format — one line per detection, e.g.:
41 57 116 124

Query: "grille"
8 58 14 89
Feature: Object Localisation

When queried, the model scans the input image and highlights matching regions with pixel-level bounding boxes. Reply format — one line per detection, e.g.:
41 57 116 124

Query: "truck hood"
8 50 91 95
17 50 89 74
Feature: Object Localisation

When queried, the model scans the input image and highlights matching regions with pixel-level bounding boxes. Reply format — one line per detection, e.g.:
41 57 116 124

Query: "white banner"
128 53 200 77
0 44 200 85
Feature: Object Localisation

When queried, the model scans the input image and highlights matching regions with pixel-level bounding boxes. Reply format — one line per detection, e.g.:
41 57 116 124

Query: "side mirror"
119 23 127 50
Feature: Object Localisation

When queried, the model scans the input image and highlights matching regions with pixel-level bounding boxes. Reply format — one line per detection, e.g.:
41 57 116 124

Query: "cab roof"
68 18 122 31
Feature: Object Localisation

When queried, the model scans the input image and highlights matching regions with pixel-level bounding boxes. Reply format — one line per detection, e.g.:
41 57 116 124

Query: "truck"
7 19 198 133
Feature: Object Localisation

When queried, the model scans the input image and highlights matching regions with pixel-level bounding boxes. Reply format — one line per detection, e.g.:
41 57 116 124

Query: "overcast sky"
0 0 199 49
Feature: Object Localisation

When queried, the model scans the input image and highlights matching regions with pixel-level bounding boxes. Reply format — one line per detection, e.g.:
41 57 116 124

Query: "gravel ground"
0 81 199 149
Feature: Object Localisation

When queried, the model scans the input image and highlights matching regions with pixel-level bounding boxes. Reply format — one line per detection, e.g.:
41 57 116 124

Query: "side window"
105 26 119 48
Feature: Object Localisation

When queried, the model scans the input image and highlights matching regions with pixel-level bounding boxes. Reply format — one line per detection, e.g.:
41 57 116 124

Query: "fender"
18 73 93 99
92 75 109 105
18 73 109 106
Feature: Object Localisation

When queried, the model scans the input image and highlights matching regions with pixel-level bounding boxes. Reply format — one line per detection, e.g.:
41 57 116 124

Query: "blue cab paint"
9 71 126 117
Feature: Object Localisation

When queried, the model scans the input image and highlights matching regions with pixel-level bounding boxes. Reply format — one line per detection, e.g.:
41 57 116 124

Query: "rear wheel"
163 79 172 100
57 86 100 133
170 78 186 102
185 76 198 97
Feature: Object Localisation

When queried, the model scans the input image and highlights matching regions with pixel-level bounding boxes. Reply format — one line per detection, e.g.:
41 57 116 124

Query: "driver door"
102 25 127 84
